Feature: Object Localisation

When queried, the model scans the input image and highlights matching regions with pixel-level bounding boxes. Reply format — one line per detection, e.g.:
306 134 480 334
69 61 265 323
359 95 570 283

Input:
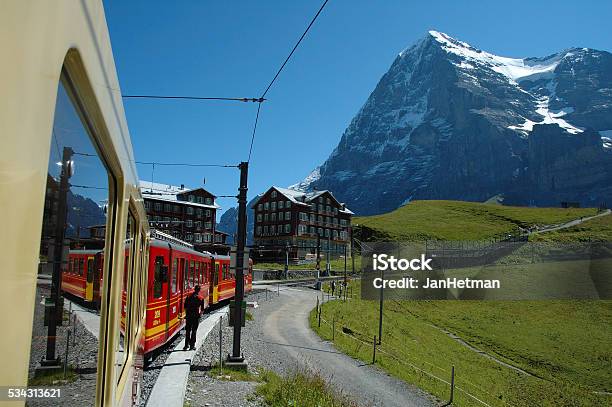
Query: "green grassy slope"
312 281 612 407
353 200 597 241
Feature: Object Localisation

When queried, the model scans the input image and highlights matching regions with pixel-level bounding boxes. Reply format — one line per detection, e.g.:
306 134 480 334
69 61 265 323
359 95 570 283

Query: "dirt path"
260 286 436 407
529 209 611 235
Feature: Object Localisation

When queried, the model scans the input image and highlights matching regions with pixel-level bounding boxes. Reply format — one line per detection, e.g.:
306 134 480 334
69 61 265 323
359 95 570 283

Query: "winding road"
259 286 436 407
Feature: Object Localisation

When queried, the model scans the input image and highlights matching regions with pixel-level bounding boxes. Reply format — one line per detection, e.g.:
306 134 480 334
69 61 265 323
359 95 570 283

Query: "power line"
70 184 108 191
260 0 330 100
249 0 330 162
135 161 238 168
122 95 265 103
247 102 262 162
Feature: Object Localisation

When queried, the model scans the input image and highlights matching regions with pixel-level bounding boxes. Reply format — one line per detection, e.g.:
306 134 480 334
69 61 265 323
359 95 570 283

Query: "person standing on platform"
183 285 205 351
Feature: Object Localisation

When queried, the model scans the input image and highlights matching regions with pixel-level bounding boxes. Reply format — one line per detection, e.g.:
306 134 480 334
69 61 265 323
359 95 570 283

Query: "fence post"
64 329 71 379
219 316 223 374
277 282 280 296
72 314 77 346
318 305 322 328
450 365 455 404
372 335 377 364
332 316 335 341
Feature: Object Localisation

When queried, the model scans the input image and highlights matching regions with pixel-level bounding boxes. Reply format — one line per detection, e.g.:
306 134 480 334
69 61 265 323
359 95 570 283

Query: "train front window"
28 72 112 406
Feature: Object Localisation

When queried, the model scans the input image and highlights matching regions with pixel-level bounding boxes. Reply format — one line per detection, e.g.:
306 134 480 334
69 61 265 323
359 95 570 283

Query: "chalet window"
174 205 180 213
271 225 276 234
311 203 316 211
186 219 193 228
279 201 284 209
195 233 201 243
205 197 213 205
145 201 151 210
286 201 291 208
278 212 284 221
205 222 212 229
318 204 323 212
257 204 262 211
205 209 211 217
197 196 203 204
326 198 331 204
173 217 179 224
186 234 193 241
318 227 323 235
164 216 170 223
318 215 322 223
195 221 201 229
310 226 315 234
256 226 262 236
333 207 338 215
285 224 291 233
196 208 203 217
271 202 276 210
205 233 211 242
263 226 269 235
310 214 315 222
271 213 276 221
154 202 162 211
271 190 277 198
264 213 269 222
257 214 262 222
326 205 331 213
264 202 269 210
285 211 291 220
188 195 195 202
186 207 194 215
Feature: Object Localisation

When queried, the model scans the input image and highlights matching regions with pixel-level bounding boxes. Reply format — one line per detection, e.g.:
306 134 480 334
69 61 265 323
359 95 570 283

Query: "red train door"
93 252 102 310
178 258 185 317
165 248 173 342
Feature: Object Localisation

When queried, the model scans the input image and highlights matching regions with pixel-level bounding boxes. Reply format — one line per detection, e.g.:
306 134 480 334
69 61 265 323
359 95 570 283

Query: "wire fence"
314 285 511 407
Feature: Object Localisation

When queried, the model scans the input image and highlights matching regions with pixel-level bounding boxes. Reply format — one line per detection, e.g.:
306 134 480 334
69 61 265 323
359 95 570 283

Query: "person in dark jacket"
183 285 205 351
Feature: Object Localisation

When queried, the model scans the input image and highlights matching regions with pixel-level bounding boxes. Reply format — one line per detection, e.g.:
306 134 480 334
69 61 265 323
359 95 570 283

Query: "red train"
62 235 252 354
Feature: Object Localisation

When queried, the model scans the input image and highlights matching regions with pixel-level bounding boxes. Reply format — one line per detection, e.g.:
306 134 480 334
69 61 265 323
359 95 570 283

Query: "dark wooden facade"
252 187 352 261
140 182 229 254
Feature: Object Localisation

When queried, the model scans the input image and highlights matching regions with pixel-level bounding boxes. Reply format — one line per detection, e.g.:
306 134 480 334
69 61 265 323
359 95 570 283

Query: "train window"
183 259 189 290
28 72 113 405
116 211 136 383
215 262 220 281
193 262 199 288
171 258 178 294
153 256 164 298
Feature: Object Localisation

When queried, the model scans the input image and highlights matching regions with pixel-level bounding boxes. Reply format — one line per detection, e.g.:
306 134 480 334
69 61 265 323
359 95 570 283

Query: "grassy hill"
354 200 597 241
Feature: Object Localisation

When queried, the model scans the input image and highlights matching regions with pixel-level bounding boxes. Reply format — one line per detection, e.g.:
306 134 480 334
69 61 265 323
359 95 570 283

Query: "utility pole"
227 162 248 368
343 244 347 301
284 242 289 280
316 233 321 290
326 234 330 275
41 146 74 369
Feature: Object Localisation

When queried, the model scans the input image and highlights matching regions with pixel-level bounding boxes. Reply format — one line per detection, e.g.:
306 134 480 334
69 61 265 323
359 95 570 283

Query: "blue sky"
103 0 612 217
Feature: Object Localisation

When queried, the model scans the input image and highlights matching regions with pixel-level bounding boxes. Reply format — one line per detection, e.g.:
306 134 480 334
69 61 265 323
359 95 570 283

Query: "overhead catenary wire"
248 0 330 163
122 95 265 103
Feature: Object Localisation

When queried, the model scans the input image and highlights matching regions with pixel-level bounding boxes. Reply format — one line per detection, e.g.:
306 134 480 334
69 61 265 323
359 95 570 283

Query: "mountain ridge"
293 30 612 215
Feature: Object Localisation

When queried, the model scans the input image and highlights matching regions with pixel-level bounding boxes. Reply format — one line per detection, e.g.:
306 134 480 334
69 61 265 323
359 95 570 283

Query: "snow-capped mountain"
296 31 612 215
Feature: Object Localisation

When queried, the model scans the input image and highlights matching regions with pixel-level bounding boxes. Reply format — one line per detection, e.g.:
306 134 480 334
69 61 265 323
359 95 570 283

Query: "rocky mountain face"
294 31 612 215
216 197 257 245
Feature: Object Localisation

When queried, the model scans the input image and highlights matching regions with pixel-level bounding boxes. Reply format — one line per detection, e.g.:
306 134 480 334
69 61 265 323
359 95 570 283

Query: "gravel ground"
27 284 99 406
186 287 303 407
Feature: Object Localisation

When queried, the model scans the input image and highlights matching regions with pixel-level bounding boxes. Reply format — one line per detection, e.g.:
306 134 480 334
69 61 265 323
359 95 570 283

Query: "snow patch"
508 96 582 135
600 130 612 149
428 30 562 83
288 166 321 191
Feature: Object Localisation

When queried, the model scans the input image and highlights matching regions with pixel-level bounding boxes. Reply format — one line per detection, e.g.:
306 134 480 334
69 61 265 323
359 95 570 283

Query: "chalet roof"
251 186 353 215
139 180 220 210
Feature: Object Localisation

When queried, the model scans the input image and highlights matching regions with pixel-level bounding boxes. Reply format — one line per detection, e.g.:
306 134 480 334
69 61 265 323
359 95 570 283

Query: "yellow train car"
0 1 149 406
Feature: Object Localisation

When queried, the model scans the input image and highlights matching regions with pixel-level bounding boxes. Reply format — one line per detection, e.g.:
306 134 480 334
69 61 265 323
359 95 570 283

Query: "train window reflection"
28 74 111 406
153 256 164 299
116 212 135 382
